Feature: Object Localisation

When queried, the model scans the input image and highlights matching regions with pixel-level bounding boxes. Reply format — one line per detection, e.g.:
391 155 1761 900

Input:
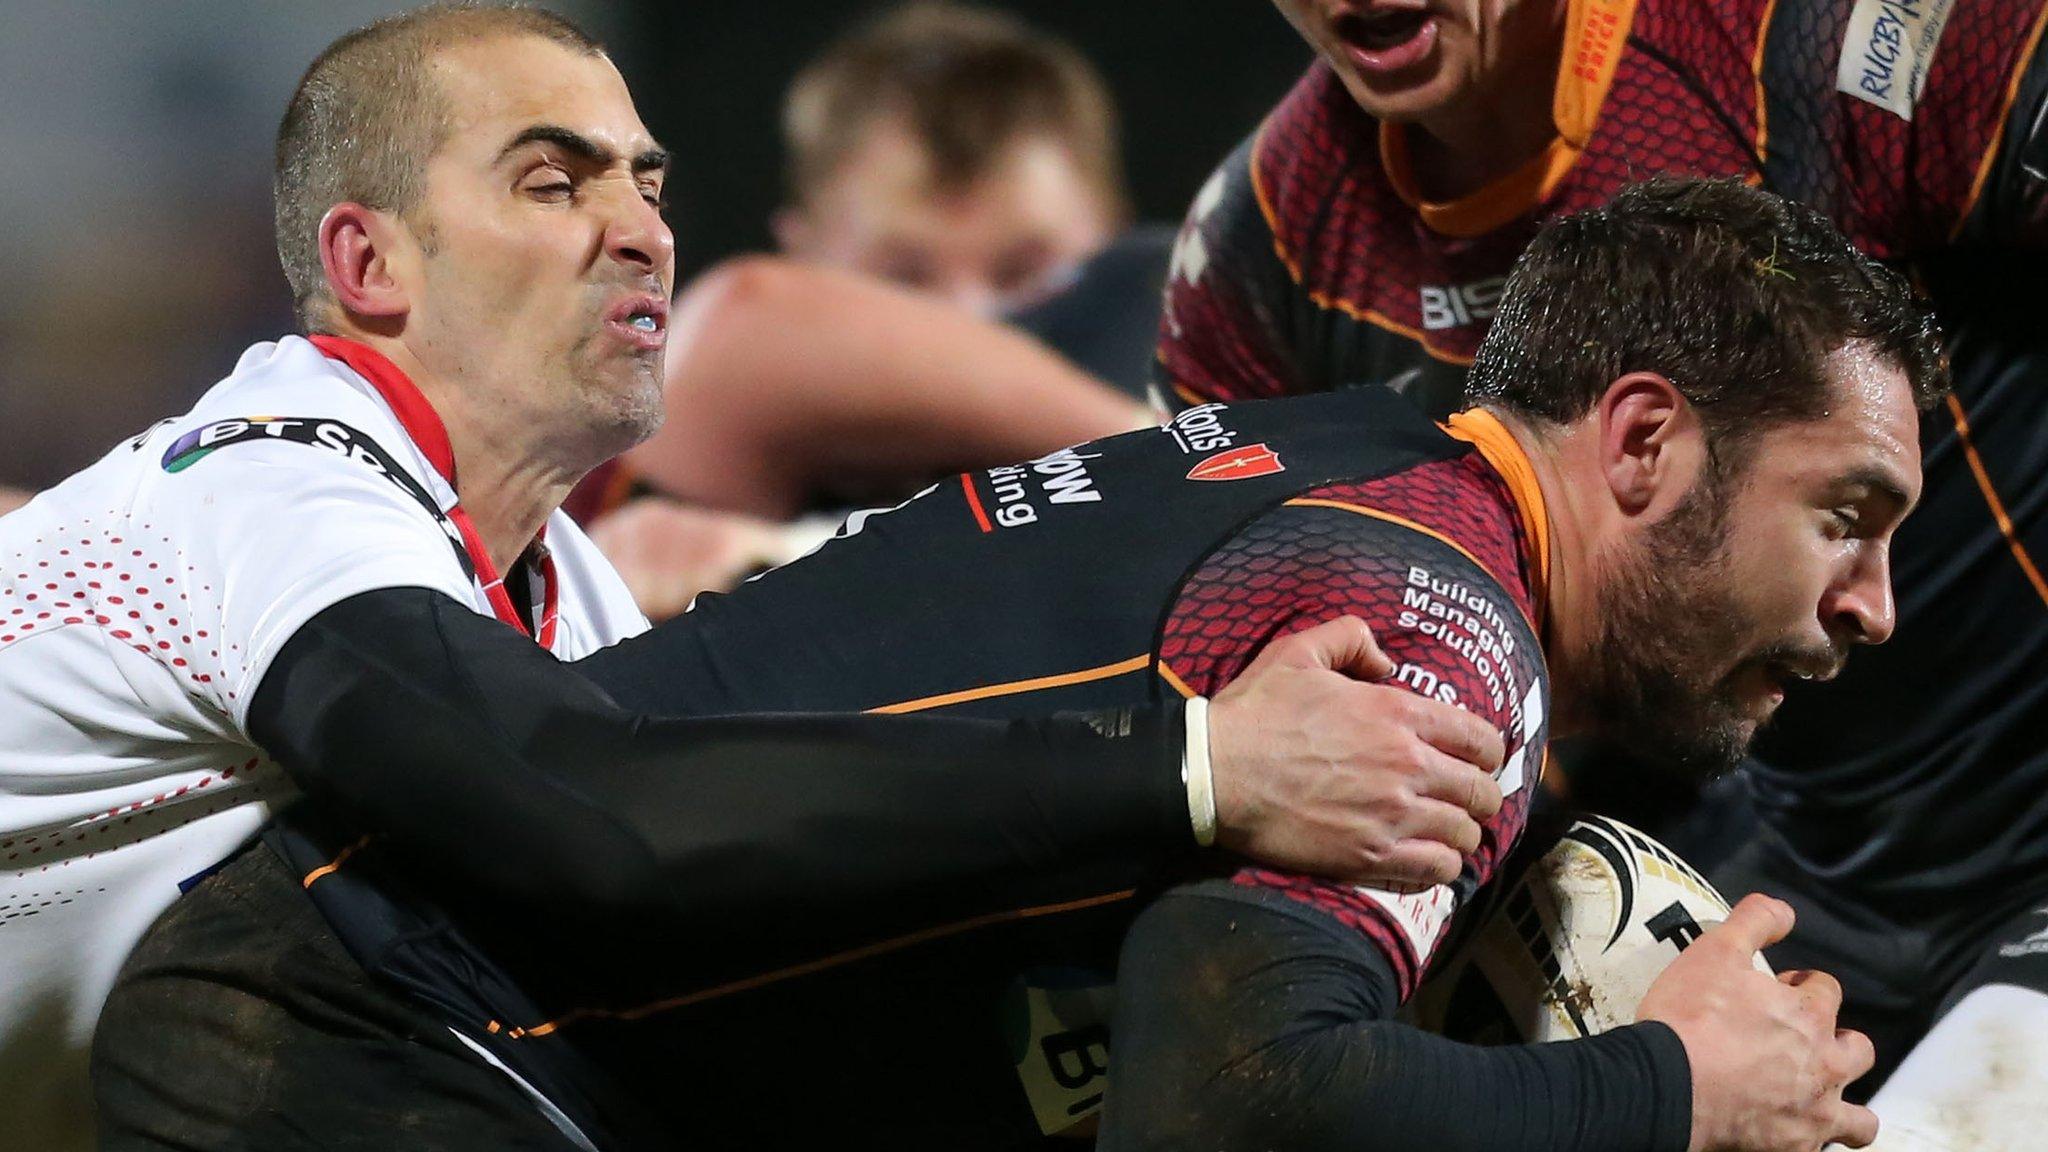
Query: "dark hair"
1465 177 1949 459
782 2 1125 213
274 3 606 329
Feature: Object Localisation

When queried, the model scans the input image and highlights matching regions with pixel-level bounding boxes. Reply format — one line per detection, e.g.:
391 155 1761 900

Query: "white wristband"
1182 695 1217 848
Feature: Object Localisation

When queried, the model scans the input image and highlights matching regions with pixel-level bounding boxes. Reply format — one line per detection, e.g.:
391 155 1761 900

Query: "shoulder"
131 338 449 533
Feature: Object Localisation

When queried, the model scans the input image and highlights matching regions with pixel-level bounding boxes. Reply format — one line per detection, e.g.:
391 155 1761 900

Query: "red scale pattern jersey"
1157 0 2048 903
1159 454 1550 997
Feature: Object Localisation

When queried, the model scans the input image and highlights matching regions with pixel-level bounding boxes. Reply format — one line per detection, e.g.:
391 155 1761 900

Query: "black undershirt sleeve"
1099 882 1694 1152
246 586 1196 954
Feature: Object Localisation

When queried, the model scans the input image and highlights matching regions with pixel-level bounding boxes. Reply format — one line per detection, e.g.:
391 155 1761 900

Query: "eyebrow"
1840 464 1916 515
495 124 670 176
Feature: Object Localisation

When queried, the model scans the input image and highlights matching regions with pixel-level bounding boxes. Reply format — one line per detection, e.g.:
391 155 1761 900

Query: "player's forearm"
249 587 1198 961
626 256 1151 518
1101 886 1692 1152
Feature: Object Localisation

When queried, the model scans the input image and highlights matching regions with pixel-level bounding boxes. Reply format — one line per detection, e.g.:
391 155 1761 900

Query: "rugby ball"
1409 815 1761 1043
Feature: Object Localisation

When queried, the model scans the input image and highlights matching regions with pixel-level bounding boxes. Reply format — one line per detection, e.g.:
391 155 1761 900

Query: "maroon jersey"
1157 0 2048 906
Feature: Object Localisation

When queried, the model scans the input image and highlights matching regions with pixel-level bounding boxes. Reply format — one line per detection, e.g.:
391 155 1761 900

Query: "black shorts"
91 840 589 1152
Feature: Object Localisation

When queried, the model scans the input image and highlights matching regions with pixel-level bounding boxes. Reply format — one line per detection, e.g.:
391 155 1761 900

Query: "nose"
604 186 675 277
1824 544 1896 646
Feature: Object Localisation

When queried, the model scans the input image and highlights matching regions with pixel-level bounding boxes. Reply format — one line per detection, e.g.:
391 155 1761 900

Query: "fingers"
1830 1101 1880 1149
1406 695 1506 773
1780 968 1845 1019
1833 1027 1877 1082
1365 840 1462 891
1259 616 1394 681
1705 893 1796 955
1398 795 1484 858
1412 744 1504 821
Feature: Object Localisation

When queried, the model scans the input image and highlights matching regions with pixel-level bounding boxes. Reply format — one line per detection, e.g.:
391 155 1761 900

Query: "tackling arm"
248 586 1196 963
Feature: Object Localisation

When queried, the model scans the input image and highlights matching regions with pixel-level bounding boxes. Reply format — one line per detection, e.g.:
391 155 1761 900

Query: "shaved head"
274 3 605 328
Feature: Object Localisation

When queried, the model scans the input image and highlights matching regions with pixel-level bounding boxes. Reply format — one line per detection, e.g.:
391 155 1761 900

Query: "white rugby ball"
1410 815 1762 1043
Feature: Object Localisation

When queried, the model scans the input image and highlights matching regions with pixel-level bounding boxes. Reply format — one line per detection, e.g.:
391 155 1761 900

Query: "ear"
318 202 413 321
769 205 813 256
1595 371 1707 518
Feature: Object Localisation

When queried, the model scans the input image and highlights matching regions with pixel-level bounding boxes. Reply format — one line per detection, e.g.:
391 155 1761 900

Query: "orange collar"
1380 0 1639 237
1442 408 1551 627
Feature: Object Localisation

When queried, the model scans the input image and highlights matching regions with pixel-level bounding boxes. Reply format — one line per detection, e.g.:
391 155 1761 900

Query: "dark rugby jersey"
1156 0 2048 906
279 388 1549 1148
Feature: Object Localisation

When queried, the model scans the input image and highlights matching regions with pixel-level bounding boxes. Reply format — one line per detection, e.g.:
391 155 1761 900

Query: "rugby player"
567 5 1161 604
0 7 1507 1149
1156 0 2048 1117
96 179 1946 1152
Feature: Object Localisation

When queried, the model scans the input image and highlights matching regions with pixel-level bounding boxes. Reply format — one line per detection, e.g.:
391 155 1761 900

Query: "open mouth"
604 294 669 348
1753 658 1837 707
1330 3 1439 74
621 301 666 334
1335 6 1432 51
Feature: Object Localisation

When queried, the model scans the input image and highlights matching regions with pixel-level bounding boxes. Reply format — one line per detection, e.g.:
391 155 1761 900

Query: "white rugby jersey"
0 335 646 1147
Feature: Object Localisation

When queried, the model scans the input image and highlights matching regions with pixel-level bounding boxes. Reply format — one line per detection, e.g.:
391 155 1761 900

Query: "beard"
1581 474 1765 786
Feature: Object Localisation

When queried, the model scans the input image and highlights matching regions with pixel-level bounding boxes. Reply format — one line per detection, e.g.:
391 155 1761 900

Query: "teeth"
629 314 657 332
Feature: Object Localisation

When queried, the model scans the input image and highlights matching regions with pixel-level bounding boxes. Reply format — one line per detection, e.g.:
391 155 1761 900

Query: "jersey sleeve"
1100 888 1692 1152
1157 498 1548 999
127 416 477 737
1151 130 1311 414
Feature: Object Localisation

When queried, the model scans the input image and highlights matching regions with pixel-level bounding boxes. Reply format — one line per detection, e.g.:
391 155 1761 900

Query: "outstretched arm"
252 595 1506 974
627 257 1151 518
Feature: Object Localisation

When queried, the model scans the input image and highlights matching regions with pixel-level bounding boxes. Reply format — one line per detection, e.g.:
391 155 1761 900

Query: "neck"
352 336 587 575
1488 410 1599 741
440 439 581 576
1404 9 1569 200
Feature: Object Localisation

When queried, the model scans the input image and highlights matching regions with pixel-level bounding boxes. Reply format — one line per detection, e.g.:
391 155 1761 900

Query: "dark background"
0 2 1310 487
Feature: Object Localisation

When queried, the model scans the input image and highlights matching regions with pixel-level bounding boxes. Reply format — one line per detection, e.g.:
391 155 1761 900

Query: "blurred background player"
773 2 1130 328
581 4 1184 616
769 2 1176 395
1152 0 2048 1129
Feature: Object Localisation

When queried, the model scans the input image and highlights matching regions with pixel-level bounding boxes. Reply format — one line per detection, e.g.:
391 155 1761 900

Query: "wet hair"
782 2 1126 213
1466 177 1949 464
274 2 606 328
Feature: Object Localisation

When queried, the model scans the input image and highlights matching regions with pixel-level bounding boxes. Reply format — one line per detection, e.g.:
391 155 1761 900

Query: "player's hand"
1636 894 1879 1151
1205 616 1506 889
